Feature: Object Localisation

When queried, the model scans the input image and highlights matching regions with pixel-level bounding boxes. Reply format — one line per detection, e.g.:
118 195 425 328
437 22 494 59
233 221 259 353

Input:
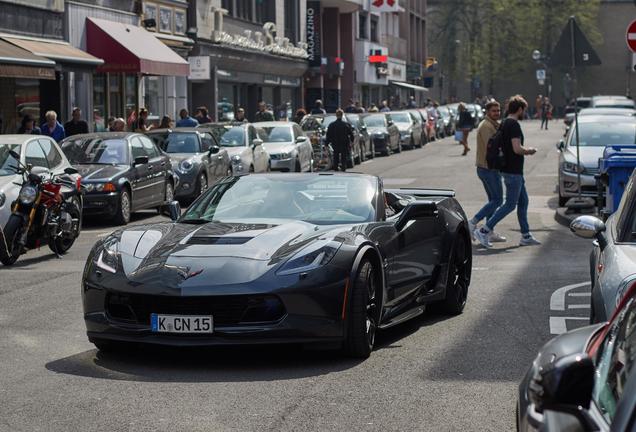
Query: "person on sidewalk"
18 115 41 135
41 111 65 142
255 101 275 122
456 103 473 156
64 108 89 137
468 100 507 243
540 97 553 130
474 95 540 248
325 109 353 172
380 100 391 112
176 109 199 127
310 100 326 115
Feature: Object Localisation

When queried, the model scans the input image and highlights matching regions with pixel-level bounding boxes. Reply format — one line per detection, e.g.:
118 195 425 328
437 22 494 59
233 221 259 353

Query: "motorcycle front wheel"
48 198 82 255
0 214 24 266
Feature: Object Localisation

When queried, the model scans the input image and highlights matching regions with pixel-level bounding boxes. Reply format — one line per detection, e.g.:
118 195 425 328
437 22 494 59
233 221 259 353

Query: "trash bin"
599 145 636 214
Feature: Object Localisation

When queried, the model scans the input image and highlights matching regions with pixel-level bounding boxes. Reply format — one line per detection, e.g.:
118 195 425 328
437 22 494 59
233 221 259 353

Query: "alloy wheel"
365 266 377 348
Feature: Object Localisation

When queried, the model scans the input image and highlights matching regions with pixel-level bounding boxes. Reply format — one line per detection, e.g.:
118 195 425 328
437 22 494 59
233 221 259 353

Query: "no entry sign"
628 19 636 53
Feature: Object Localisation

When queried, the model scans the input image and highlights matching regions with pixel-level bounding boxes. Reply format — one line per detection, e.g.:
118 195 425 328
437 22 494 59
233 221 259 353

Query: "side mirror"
529 354 595 427
252 138 263 148
31 166 50 177
570 215 605 239
295 136 308 143
395 201 438 231
556 139 565 151
134 156 149 166
161 200 181 222
64 167 79 175
208 145 220 155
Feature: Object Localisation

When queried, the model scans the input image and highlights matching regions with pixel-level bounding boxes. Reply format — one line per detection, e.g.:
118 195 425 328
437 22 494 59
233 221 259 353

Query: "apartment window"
370 16 379 42
235 0 252 21
284 0 299 41
222 0 234 15
358 13 368 39
255 0 275 24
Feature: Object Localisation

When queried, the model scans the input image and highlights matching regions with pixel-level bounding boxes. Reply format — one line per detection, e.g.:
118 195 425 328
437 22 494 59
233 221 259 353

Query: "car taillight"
75 176 82 191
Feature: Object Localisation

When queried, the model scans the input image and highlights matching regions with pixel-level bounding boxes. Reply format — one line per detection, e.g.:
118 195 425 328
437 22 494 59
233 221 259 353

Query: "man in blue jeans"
468 100 506 245
474 95 540 248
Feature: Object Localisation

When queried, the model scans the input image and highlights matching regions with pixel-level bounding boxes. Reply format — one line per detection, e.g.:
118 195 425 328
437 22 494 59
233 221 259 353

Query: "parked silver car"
557 114 636 206
257 121 313 172
201 123 271 174
571 169 636 323
0 135 81 228
146 128 231 200
389 111 423 149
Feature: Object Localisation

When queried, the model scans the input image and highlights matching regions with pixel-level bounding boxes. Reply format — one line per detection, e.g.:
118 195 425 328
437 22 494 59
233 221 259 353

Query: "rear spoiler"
385 188 456 198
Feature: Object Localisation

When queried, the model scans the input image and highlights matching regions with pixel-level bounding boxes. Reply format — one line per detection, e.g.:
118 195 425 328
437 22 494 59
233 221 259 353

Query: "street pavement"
0 120 593 432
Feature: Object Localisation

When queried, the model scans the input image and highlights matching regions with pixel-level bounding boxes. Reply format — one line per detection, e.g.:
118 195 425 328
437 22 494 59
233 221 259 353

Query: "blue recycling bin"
599 145 636 214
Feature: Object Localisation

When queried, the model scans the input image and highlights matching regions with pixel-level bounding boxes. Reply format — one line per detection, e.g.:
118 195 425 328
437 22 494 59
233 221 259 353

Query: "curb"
554 207 597 228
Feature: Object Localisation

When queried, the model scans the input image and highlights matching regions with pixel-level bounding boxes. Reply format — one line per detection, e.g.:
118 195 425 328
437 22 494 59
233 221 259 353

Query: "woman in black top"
456 103 473 156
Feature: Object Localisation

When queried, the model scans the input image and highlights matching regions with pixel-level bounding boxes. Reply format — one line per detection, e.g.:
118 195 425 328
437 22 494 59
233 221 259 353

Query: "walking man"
176 109 199 127
474 95 540 248
64 108 89 137
540 97 552 130
254 101 275 122
325 109 353 172
468 100 506 243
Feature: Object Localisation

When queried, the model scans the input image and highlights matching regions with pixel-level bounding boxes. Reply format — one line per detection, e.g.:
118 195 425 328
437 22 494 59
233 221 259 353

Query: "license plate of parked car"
150 314 214 333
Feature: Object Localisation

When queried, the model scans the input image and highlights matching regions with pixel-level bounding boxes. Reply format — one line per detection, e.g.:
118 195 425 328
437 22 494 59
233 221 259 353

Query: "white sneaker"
468 220 477 240
519 234 541 246
474 228 492 248
490 231 507 243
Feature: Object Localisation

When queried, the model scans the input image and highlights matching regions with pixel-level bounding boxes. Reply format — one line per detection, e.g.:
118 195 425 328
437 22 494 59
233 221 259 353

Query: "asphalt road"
0 120 593 432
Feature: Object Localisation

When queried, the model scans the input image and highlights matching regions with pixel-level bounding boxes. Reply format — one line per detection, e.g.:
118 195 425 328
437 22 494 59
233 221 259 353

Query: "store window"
93 74 106 131
284 0 298 41
125 75 137 120
109 75 122 118
218 82 236 121
14 79 40 130
236 0 252 21
144 76 161 119
222 0 234 15
255 0 275 24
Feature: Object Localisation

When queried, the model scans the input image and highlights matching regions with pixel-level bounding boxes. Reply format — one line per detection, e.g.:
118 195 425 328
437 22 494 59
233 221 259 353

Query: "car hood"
263 143 294 154
74 164 129 181
110 220 345 283
395 123 412 132
564 146 605 168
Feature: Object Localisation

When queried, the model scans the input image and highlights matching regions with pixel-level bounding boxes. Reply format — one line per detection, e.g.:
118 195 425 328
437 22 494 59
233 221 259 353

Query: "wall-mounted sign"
188 56 210 80
306 1 322 67
369 55 388 63
371 0 399 13
210 8 308 60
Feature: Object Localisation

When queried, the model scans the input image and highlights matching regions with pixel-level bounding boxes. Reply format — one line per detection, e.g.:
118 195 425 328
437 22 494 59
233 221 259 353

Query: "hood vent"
187 236 252 245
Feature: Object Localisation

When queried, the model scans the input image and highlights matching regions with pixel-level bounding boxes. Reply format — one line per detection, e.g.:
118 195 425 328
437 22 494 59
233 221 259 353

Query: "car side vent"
187 236 252 245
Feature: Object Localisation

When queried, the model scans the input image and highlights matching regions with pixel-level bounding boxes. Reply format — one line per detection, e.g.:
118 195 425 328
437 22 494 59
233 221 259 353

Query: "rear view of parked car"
257 122 313 172
147 128 230 201
362 113 400 156
61 132 176 225
389 111 422 149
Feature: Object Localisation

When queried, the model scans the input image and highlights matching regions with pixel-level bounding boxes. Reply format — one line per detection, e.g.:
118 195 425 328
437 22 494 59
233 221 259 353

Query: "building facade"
189 0 308 122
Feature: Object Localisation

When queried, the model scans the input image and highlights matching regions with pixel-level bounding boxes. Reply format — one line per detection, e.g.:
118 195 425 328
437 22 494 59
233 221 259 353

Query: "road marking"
569 292 591 297
567 304 590 309
550 317 589 335
550 282 590 311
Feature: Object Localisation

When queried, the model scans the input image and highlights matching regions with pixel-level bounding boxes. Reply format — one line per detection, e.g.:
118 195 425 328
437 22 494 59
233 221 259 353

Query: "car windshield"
157 133 201 153
61 138 129 164
0 144 20 176
364 115 386 127
571 122 636 146
390 113 411 124
219 126 246 147
261 126 293 143
182 175 377 225
595 102 636 109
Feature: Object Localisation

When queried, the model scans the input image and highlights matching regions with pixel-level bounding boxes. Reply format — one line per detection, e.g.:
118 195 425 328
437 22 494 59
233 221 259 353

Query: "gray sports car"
571 169 636 323
147 128 231 201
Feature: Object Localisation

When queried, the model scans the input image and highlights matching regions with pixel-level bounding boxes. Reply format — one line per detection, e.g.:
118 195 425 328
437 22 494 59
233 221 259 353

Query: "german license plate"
150 314 213 333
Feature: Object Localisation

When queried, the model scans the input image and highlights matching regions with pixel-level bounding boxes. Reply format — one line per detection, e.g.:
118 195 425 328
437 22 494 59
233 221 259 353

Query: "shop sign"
264 75 281 85
306 1 322 67
188 56 210 80
281 78 300 86
211 8 308 60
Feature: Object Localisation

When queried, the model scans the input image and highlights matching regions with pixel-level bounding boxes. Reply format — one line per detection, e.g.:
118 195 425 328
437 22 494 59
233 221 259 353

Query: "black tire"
113 188 131 225
359 146 365 163
395 141 402 153
440 236 470 315
48 198 81 255
0 214 24 266
558 194 568 207
369 142 375 159
343 259 378 359
194 173 208 198
249 165 255 173
589 299 596 325
295 159 301 172
347 149 354 168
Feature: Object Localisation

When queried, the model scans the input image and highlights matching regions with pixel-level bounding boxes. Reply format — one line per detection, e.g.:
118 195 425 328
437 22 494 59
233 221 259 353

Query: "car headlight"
562 161 580 173
180 159 194 173
0 192 5 208
277 240 342 276
18 185 37 205
231 155 242 163
279 152 290 159
95 238 119 274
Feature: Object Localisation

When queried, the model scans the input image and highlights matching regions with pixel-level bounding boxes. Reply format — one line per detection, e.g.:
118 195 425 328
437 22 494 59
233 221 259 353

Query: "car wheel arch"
348 244 386 322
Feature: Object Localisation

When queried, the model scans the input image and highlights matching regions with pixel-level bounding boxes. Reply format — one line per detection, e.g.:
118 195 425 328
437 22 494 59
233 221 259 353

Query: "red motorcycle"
0 150 83 265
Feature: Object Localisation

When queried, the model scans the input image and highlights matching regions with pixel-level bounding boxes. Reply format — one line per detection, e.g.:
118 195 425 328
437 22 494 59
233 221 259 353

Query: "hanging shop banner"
306 1 322 67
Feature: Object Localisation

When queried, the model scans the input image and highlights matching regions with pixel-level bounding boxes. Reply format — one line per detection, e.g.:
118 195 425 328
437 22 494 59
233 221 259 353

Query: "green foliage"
428 0 601 94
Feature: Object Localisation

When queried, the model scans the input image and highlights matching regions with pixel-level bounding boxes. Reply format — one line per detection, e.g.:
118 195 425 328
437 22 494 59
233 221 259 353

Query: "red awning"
86 17 189 76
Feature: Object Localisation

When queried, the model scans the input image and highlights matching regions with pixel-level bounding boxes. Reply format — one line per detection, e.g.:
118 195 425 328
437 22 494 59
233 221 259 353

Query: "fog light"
182 183 190 189
564 181 575 188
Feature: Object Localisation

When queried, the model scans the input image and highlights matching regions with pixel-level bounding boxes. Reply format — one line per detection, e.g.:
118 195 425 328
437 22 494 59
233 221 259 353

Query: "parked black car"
345 113 374 162
60 132 176 225
361 113 400 156
146 128 231 201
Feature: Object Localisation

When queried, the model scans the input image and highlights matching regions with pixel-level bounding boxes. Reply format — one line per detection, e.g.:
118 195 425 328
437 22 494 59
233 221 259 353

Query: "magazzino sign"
371 0 399 12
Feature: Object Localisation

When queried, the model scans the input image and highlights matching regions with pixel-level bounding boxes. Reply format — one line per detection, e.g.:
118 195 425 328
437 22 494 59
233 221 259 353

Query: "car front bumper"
82 192 120 217
270 157 295 172
559 170 599 198
173 170 198 199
